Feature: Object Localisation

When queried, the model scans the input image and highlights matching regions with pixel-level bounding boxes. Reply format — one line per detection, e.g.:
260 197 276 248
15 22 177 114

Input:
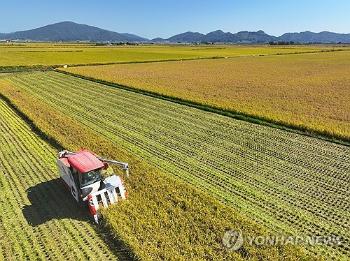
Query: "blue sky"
1 0 349 38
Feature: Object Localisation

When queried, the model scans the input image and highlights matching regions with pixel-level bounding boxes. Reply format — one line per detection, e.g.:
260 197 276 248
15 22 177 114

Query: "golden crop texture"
64 51 350 140
0 42 344 66
2 72 349 259
0 76 306 260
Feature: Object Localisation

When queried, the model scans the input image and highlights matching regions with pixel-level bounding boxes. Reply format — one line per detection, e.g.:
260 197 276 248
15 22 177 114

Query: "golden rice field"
1 44 349 260
0 76 304 260
2 72 350 259
0 42 345 66
63 51 350 140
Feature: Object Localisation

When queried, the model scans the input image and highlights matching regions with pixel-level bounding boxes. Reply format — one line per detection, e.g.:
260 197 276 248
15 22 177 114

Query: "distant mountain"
235 30 277 43
151 37 166 42
278 31 350 43
204 30 235 42
158 30 277 43
167 31 205 43
0 21 147 42
153 29 350 44
1 22 350 43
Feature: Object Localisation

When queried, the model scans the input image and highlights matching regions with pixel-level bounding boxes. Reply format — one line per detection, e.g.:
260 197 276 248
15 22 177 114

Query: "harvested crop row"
0 77 305 260
62 51 350 141
0 99 123 260
2 72 349 259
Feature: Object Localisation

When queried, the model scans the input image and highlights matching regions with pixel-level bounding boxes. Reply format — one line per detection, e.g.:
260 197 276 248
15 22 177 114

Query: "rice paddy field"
0 42 344 66
0 99 124 260
0 75 302 260
62 50 350 141
0 43 349 260
1 71 349 259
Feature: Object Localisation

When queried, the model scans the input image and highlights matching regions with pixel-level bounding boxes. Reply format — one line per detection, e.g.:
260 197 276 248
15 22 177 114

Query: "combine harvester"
57 150 129 223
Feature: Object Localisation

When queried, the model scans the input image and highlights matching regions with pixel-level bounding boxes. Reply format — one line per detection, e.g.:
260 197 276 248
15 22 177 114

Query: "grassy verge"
0 79 306 260
0 65 56 73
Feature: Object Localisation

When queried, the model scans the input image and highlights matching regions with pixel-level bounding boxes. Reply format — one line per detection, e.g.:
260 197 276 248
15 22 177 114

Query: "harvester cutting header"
57 150 129 223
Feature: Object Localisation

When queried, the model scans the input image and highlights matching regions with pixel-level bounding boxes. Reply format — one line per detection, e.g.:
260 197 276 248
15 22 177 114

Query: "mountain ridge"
155 30 350 43
0 21 147 42
1 21 350 43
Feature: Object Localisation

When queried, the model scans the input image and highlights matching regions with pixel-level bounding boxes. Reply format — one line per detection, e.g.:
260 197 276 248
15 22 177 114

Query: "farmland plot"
63 51 350 140
0 79 304 260
1 79 306 261
0 99 122 260
2 71 350 259
0 43 344 67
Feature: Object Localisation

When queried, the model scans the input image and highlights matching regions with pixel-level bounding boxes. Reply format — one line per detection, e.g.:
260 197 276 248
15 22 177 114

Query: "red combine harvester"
57 150 129 223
